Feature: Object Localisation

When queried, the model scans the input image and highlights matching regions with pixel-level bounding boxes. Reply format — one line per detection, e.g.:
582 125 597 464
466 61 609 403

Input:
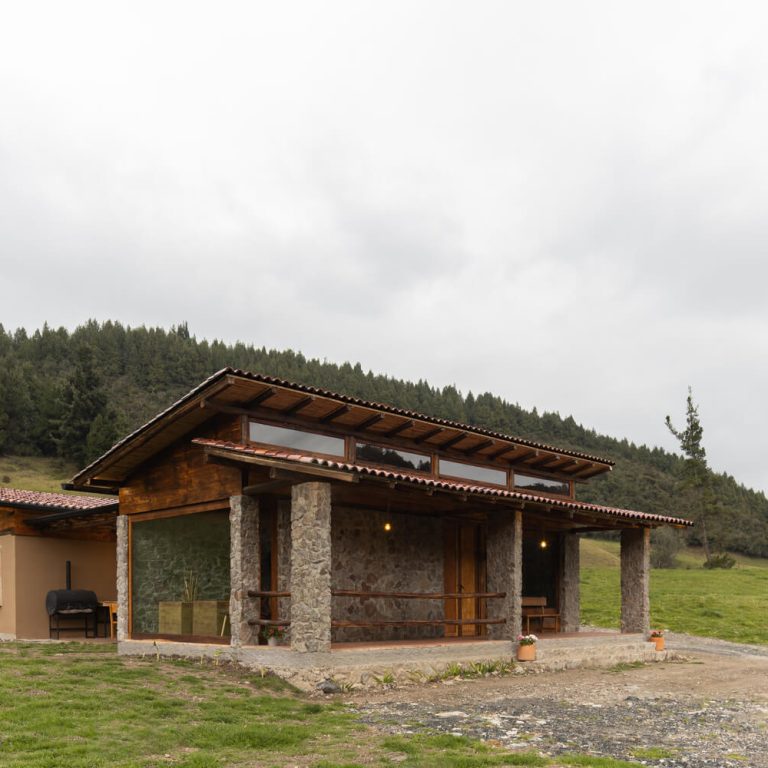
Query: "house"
68 368 690 679
0 488 117 639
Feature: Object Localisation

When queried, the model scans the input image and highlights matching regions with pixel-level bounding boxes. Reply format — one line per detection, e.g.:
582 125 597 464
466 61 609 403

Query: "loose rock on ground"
345 633 768 767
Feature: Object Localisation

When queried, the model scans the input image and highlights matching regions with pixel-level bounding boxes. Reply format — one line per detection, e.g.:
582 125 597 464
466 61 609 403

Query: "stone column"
290 482 332 653
486 508 523 640
620 527 650 634
559 532 580 632
230 495 260 647
116 514 129 642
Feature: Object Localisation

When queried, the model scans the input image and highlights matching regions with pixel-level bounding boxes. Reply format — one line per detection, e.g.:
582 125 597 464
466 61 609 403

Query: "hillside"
1 320 767 556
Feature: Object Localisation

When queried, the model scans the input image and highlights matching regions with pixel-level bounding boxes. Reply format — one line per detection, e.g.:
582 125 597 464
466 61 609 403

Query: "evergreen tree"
665 388 718 564
54 346 110 466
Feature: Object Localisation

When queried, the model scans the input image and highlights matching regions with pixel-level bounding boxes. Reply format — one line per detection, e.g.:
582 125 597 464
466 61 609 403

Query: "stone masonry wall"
486 509 522 640
621 527 650 634
331 506 444 643
290 482 332 653
559 532 580 632
116 515 129 642
229 495 259 647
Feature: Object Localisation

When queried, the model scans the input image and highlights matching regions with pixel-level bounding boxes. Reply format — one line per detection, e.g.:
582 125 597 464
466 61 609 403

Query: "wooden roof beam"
385 419 414 438
463 439 494 456
440 432 469 450
487 445 515 460
356 413 385 432
283 395 315 415
320 404 351 423
413 427 445 444
527 454 564 469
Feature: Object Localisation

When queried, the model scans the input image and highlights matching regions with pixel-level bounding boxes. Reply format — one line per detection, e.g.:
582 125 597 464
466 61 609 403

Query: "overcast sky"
2 2 767 494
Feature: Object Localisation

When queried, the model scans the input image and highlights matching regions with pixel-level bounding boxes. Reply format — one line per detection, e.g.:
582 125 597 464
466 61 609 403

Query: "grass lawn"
0 455 79 494
0 642 643 768
580 539 768 644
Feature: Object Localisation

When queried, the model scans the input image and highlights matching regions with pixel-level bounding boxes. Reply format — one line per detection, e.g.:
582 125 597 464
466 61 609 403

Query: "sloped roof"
71 367 614 490
0 487 118 513
192 438 692 528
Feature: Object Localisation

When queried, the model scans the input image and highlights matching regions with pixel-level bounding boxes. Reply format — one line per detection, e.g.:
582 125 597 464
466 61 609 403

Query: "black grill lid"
45 589 98 615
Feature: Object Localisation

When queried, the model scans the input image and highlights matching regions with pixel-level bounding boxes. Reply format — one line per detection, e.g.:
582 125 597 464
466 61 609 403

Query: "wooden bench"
522 596 560 633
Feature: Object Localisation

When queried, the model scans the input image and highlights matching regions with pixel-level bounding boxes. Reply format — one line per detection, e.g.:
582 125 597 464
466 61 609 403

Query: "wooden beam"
440 432 469 450
463 439 494 456
527 454 563 469
355 413 385 432
320 404 350 423
413 427 445 444
385 419 414 438
487 445 515 460
203 447 359 484
283 395 315 415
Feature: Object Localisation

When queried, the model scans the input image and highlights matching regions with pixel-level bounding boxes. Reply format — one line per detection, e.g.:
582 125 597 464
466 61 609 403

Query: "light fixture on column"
384 499 392 532
539 532 548 549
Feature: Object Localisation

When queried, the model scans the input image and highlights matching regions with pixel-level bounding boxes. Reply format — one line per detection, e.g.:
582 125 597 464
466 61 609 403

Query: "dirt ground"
346 633 768 767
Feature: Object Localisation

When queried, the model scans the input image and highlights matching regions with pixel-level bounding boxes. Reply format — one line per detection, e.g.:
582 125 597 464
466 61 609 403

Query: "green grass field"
580 539 768 644
0 643 642 768
0 455 78 493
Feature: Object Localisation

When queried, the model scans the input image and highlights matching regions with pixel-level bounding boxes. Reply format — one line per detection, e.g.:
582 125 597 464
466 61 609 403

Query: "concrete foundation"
118 631 668 691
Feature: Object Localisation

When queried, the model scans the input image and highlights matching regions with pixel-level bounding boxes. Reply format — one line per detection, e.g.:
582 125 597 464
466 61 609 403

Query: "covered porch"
118 459 659 667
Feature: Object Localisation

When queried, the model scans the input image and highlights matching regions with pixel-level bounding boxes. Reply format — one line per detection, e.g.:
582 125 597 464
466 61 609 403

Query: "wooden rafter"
385 419 414 438
463 439 494 456
413 427 445 444
440 432 469 450
320 404 350 423
355 413 385 431
283 395 315 415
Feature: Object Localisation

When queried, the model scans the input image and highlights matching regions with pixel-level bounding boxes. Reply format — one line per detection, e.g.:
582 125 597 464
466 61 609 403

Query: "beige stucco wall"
0 535 17 639
14 537 116 639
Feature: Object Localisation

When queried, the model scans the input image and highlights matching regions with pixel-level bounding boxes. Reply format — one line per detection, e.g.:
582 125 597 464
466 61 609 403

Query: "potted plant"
516 633 538 662
649 629 665 651
262 625 287 647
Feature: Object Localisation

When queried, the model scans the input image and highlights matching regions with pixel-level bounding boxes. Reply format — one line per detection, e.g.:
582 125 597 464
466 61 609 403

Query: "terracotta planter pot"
267 636 279 647
517 643 536 662
652 636 665 651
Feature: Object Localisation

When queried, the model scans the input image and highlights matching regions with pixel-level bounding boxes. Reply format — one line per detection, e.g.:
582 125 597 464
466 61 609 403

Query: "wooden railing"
245 589 506 630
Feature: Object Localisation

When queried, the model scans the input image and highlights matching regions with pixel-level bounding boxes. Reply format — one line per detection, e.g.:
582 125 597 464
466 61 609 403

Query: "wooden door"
444 520 486 637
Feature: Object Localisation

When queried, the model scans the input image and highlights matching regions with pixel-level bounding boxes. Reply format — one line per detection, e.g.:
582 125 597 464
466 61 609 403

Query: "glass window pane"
131 511 230 638
249 421 345 457
439 459 507 486
355 442 432 472
515 473 570 496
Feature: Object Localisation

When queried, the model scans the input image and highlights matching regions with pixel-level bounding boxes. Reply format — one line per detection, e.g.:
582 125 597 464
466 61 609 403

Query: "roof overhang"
70 368 615 492
194 438 691 530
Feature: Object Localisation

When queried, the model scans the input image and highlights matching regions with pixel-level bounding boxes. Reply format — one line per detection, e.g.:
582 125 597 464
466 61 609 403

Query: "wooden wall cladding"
119 415 242 515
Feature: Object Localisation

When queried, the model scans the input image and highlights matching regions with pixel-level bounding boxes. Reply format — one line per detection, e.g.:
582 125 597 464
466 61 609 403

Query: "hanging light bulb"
384 522 392 532
539 537 548 549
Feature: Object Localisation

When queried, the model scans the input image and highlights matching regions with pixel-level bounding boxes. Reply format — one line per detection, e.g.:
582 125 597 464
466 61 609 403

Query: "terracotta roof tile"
72 367 615 486
0 487 117 512
192 438 691 528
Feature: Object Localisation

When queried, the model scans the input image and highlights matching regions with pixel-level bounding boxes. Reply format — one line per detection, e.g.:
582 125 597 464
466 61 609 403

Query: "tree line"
1 320 766 558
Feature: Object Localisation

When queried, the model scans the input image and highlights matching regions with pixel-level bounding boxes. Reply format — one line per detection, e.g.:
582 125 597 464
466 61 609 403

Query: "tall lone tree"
665 387 717 563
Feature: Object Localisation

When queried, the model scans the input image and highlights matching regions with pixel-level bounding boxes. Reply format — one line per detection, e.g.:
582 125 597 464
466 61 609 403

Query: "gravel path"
346 634 768 767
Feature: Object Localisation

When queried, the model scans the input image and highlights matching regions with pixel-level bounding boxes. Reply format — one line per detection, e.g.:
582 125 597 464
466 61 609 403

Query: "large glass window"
355 442 432 473
131 511 231 639
249 421 345 457
438 459 507 486
515 473 570 496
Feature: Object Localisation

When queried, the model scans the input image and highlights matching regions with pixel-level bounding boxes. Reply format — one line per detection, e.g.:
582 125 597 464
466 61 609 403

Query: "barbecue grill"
45 589 99 639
